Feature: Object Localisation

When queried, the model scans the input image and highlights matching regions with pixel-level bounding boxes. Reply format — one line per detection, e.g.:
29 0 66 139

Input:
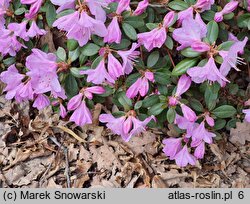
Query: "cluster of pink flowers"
0 0 249 168
165 75 215 166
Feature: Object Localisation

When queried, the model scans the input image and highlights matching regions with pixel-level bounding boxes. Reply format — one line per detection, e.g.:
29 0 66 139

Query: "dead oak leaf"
230 122 250 146
117 131 158 156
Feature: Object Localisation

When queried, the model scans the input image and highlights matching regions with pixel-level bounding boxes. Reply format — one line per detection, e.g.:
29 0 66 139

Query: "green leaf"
91 56 103 69
165 36 174 50
68 47 80 62
181 48 202 58
70 67 88 78
117 92 132 111
110 39 131 50
148 103 165 116
168 0 189 10
214 119 226 130
147 51 159 67
167 108 176 124
217 41 234 51
201 10 215 21
189 98 204 112
212 105 237 118
154 68 171 85
172 58 199 76
81 43 100 56
205 83 220 110
14 8 26 15
46 3 56 27
206 21 219 44
134 101 143 110
146 23 158 30
56 9 75 18
142 95 160 108
123 16 144 28
56 47 66 62
237 13 250 29
67 39 79 51
64 74 78 98
3 57 16 66
122 23 137 41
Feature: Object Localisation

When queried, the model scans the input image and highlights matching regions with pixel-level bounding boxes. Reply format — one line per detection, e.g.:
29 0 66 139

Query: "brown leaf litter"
0 95 249 188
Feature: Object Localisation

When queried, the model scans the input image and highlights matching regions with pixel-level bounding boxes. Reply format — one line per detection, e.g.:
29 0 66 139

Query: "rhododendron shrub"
0 0 250 168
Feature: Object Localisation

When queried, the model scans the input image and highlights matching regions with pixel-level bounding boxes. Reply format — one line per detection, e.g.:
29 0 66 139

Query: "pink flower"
84 86 106 100
0 28 25 56
117 43 140 74
219 37 248 77
0 65 25 100
85 0 108 22
191 41 210 52
104 17 122 44
99 114 126 136
138 11 175 51
194 0 214 12
174 114 197 138
138 27 166 51
163 138 182 160
99 113 155 141
8 21 29 41
168 96 178 106
21 0 43 19
192 121 216 145
50 0 75 13
33 94 50 110
194 141 205 159
187 57 229 86
126 71 154 98
180 104 197 122
81 59 115 84
133 0 148 16
26 48 57 71
163 11 176 27
178 7 193 23
27 21 46 37
67 93 83 111
175 74 192 97
69 101 92 126
17 81 34 101
174 145 197 167
173 15 207 51
243 109 250 123
205 115 214 127
116 0 130 15
107 53 123 79
178 0 214 23
60 103 67 118
214 1 238 22
0 0 10 26
53 11 107 46
26 49 65 99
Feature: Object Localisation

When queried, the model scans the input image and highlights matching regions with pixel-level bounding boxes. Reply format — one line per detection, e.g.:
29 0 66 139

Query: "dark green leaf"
65 74 78 98
122 23 137 40
81 43 100 56
212 105 237 118
147 51 159 67
206 21 219 44
172 58 199 76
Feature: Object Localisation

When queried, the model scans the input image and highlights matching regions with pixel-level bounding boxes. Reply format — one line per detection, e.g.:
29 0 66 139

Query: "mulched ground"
0 94 249 188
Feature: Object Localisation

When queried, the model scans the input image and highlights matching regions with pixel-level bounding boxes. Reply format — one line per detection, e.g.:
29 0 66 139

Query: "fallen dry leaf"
230 122 250 146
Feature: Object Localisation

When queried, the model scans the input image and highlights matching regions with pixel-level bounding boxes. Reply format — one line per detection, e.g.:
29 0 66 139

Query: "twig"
166 48 175 67
49 136 71 188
